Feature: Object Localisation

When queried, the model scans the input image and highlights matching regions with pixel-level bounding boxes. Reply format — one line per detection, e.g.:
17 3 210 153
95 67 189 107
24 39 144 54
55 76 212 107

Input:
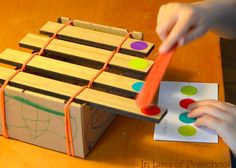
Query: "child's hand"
156 2 211 54
188 100 236 156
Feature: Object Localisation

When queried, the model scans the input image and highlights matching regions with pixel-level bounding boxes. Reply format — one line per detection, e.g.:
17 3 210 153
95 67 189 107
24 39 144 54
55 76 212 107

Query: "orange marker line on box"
136 48 176 115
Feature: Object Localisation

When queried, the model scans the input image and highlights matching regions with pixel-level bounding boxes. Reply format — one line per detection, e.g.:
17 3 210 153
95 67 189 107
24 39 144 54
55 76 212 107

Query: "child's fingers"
159 13 195 54
189 101 236 132
188 104 231 122
178 24 206 46
225 102 236 107
188 99 233 112
156 16 177 41
194 115 223 135
157 4 169 26
156 6 177 40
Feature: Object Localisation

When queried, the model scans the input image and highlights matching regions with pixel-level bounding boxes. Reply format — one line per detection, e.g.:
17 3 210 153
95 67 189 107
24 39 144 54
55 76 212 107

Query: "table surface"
0 0 231 168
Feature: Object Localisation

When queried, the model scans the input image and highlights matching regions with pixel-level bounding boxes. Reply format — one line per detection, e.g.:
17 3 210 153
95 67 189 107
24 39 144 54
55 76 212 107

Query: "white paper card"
154 81 218 143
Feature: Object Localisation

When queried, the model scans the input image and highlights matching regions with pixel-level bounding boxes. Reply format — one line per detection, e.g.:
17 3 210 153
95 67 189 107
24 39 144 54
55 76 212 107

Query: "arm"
156 0 236 54
195 0 236 39
157 1 236 157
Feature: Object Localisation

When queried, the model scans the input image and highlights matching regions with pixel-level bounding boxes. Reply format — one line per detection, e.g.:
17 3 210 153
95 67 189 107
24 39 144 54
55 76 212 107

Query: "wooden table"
0 0 231 167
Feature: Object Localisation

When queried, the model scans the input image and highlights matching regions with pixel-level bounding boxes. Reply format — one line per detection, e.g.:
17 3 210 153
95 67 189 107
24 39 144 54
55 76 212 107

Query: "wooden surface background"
0 0 230 167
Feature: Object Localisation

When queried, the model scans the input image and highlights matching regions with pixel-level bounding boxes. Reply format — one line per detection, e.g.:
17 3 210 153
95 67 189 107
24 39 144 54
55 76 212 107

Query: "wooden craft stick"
131 31 143 40
0 48 143 96
59 17 129 37
39 21 154 56
59 17 144 40
19 33 154 74
0 66 167 123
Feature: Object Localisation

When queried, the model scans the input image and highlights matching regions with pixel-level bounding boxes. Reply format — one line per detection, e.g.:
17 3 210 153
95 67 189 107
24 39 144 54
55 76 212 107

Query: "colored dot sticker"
130 41 148 50
179 112 196 124
178 125 197 136
179 98 195 109
181 86 198 96
132 81 144 92
141 105 161 116
128 58 148 70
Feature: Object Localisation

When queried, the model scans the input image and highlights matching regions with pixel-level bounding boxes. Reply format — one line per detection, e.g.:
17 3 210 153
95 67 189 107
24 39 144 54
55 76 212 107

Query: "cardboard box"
1 86 116 158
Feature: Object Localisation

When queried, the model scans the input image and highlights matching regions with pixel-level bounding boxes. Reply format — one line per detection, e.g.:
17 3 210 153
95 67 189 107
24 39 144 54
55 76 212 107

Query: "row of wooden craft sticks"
0 17 167 122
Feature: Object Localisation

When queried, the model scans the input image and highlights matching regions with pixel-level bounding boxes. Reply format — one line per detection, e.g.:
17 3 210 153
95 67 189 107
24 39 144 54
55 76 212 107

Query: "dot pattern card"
154 81 218 143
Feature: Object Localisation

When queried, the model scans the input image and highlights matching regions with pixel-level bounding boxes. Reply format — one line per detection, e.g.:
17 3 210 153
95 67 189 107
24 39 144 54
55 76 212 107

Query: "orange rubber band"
64 86 88 156
0 88 6 136
64 32 131 156
0 69 21 137
38 21 73 56
21 52 39 71
0 20 72 141
0 19 130 156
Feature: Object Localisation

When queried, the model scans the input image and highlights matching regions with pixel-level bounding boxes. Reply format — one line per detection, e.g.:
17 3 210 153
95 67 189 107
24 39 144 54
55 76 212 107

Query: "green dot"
181 86 198 96
179 112 196 124
128 58 148 70
178 125 197 136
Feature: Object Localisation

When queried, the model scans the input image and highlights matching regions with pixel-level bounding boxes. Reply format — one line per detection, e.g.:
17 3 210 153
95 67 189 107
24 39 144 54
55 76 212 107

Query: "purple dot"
130 41 148 50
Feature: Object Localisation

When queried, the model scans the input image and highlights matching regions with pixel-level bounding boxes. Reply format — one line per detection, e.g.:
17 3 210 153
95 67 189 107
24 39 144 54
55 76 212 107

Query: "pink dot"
141 105 161 116
179 98 195 109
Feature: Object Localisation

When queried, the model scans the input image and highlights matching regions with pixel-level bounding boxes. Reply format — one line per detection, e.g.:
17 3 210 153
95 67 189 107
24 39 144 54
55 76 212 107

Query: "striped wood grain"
0 48 143 97
40 21 154 56
0 66 167 123
19 33 154 75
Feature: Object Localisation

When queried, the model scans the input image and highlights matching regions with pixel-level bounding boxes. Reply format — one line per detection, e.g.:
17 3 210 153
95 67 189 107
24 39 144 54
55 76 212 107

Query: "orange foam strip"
136 49 176 108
